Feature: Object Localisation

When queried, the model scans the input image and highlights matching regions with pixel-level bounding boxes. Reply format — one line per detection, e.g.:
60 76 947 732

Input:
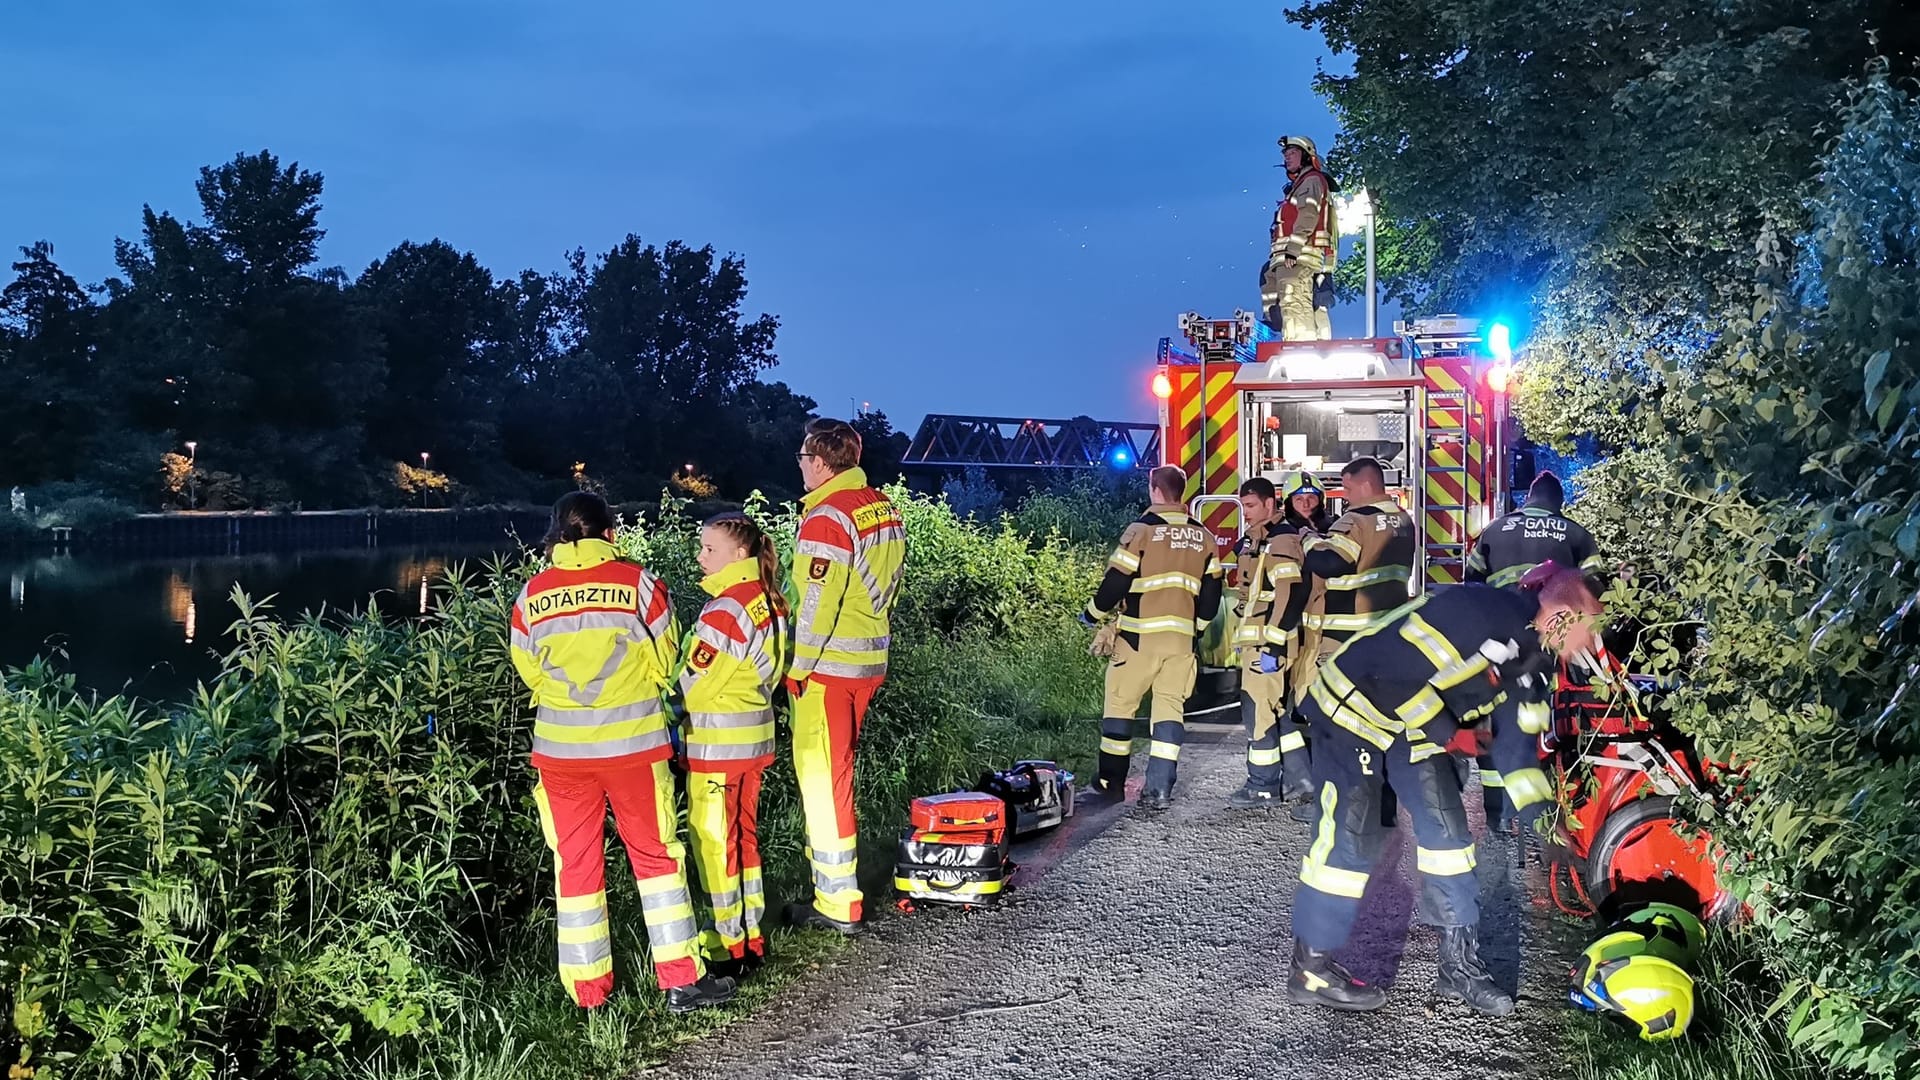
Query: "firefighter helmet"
1606 903 1707 971
1571 942 1696 1041
1283 471 1324 501
1278 135 1320 165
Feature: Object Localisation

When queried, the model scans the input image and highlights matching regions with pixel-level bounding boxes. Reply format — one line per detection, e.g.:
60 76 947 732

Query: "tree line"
1293 1 1917 1074
0 150 908 514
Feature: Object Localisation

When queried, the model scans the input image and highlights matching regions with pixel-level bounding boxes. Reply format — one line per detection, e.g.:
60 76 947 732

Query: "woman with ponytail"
677 512 790 976
509 492 735 1012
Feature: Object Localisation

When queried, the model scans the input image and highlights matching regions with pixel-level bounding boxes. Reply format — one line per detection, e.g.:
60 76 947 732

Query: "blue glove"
1078 609 1099 628
1256 651 1281 674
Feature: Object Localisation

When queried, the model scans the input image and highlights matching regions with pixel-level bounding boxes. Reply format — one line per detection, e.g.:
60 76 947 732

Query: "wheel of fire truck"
1579 794 1734 921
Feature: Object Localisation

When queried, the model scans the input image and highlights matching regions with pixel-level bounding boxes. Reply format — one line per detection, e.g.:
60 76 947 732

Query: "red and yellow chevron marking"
1425 356 1486 558
1168 366 1243 546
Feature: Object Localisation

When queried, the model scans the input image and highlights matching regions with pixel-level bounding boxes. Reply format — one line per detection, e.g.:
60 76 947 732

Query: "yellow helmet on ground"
1606 902 1706 971
1571 934 1697 1041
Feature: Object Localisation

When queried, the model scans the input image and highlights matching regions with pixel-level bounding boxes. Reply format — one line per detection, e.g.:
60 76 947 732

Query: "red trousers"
687 767 766 960
533 758 702 1006
791 678 877 923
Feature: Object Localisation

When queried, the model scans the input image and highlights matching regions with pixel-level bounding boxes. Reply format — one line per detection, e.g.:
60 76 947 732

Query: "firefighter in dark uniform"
1226 478 1312 809
1462 471 1603 825
1082 465 1225 811
1290 457 1419 821
1464 472 1603 588
1288 567 1607 1015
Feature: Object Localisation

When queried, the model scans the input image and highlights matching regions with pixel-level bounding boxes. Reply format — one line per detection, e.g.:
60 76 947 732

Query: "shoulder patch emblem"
691 642 718 670
809 556 831 581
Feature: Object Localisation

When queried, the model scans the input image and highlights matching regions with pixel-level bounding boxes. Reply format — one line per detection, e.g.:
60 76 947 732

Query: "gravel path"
653 729 1567 1080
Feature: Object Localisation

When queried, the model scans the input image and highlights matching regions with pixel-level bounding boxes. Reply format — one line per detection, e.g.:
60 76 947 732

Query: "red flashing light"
1151 371 1173 399
1485 361 1514 395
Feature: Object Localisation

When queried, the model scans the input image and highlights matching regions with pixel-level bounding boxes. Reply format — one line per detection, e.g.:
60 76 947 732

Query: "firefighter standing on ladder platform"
1225 478 1314 809
1082 465 1225 811
1261 135 1339 341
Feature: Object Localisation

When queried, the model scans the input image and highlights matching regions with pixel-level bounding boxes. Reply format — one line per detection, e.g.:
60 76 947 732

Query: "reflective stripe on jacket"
678 557 787 771
1231 520 1307 653
788 467 906 685
1464 504 1604 588
1307 585 1558 823
510 538 680 767
1302 500 1418 644
1273 167 1336 270
1087 505 1226 655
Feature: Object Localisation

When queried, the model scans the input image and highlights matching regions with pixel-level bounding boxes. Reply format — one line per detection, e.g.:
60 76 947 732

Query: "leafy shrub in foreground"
1 485 1105 1078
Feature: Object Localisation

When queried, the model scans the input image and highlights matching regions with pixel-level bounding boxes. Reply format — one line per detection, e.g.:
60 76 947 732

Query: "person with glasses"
783 418 907 934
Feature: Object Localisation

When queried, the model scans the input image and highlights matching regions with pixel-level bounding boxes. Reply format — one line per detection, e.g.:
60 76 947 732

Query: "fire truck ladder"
1408 318 1483 580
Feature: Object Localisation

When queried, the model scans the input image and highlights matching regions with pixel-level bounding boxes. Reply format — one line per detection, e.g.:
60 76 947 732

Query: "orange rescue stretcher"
1540 650 1746 923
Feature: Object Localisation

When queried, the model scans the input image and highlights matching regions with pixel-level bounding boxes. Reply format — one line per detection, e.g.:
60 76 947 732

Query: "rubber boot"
1287 939 1387 1011
1137 788 1173 812
1435 925 1514 1016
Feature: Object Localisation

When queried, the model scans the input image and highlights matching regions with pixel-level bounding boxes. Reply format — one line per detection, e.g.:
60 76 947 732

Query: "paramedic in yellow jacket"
1261 135 1339 341
509 492 734 1013
785 418 907 934
679 513 789 977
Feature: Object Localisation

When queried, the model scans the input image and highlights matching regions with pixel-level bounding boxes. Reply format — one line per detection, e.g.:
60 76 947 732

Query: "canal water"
1 543 519 702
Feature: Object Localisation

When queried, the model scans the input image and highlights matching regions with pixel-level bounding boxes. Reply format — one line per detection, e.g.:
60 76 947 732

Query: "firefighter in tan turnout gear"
1224 478 1313 809
1291 457 1420 822
1261 135 1339 341
1082 465 1225 811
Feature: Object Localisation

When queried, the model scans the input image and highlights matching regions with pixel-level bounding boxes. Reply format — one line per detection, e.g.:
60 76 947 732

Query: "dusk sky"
2 1 1359 429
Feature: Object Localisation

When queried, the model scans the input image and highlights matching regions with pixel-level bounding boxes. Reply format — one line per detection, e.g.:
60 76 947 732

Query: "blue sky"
1 1 1356 428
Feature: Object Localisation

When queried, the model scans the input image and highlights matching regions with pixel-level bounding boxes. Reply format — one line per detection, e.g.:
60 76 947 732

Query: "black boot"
1137 788 1173 812
1288 939 1387 1011
785 901 864 936
1435 925 1513 1016
1227 782 1279 810
665 973 737 1014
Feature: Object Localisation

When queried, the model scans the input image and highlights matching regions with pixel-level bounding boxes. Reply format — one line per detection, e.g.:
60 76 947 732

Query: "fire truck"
1151 310 1738 921
1152 311 1518 705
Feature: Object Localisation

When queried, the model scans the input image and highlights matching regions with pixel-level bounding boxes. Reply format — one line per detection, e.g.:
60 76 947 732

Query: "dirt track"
653 729 1566 1080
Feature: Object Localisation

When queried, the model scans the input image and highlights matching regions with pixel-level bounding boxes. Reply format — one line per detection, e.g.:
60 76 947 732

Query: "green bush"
1 485 1105 1079
34 496 138 531
0 512 42 548
1531 73 1920 1077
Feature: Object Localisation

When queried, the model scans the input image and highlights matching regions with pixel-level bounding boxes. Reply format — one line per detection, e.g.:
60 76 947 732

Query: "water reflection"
166 570 195 644
1 542 508 700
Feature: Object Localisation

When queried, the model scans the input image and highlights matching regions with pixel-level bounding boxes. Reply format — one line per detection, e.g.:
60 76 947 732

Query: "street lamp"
1336 188 1377 338
419 452 430 508
184 441 198 510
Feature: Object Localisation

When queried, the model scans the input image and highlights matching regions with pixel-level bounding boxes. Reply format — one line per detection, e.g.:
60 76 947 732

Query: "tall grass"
1566 931 1827 1080
1 485 1106 1079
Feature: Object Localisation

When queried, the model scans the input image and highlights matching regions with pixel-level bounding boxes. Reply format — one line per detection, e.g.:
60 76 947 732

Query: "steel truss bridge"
904 414 1162 473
